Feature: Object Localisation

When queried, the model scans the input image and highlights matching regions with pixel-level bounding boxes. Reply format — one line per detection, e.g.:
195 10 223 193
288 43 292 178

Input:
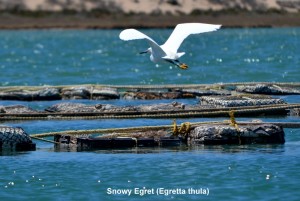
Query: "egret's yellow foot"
179 63 188 70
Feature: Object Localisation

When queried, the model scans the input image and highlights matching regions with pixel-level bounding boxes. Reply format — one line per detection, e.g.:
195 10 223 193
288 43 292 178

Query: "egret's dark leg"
165 59 188 70
139 50 148 54
175 60 189 69
165 59 177 66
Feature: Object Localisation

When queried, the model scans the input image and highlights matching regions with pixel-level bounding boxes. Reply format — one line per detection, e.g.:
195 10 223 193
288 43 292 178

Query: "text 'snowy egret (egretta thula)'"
119 23 221 70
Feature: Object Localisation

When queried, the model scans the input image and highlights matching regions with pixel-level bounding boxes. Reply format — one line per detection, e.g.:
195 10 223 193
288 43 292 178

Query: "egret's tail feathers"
162 52 185 60
162 56 173 60
176 52 185 58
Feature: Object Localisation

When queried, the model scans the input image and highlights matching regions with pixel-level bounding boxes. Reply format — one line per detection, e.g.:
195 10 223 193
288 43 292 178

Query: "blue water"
0 28 300 201
0 28 299 86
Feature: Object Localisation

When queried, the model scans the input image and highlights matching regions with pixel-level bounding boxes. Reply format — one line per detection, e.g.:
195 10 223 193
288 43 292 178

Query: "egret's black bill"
139 50 148 54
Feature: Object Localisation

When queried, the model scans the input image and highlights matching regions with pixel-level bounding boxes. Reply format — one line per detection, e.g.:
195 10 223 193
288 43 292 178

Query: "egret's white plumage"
119 23 221 69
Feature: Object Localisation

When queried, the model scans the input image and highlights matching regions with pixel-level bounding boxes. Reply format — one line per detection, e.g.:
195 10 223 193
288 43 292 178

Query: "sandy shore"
0 12 299 29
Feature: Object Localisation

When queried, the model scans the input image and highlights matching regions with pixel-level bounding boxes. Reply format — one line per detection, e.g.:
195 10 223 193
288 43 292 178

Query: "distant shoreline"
0 12 299 29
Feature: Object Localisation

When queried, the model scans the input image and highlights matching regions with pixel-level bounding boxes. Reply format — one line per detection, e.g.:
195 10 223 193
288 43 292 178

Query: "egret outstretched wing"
119 29 156 43
119 29 166 57
162 23 221 53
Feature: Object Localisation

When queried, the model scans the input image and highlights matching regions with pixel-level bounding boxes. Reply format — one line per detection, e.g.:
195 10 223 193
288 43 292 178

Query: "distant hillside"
0 0 299 14
0 0 299 29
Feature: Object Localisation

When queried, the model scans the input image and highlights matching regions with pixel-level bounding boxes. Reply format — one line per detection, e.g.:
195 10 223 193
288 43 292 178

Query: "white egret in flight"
119 23 221 70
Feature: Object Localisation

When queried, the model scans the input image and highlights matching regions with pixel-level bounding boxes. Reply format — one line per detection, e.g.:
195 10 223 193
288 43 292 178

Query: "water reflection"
0 150 32 157
51 143 285 155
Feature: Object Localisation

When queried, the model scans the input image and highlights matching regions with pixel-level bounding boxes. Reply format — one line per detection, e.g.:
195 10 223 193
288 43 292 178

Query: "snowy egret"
119 23 221 69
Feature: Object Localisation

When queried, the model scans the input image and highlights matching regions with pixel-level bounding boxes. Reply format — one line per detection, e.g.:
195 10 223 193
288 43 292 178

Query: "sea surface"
0 28 300 201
